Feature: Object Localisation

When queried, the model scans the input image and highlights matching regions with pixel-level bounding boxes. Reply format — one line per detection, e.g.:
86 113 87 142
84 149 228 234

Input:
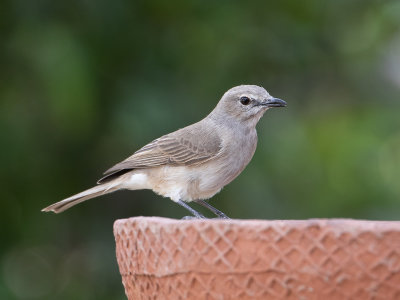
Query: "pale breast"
208 127 258 189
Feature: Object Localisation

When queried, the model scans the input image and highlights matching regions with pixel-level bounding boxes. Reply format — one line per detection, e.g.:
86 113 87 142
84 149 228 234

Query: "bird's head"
212 85 287 126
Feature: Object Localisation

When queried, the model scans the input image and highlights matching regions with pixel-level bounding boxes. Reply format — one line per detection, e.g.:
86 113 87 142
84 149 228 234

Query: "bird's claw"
181 215 206 220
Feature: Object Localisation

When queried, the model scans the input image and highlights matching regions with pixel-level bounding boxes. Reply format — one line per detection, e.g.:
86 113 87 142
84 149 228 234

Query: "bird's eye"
240 96 251 105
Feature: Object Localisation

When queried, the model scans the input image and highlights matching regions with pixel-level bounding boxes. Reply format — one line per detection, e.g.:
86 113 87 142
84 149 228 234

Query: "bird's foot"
215 214 230 219
177 200 207 219
195 200 230 219
181 216 231 220
181 215 207 220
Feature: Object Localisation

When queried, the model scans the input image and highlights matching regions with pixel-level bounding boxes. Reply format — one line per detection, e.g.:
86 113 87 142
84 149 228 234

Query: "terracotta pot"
114 217 400 300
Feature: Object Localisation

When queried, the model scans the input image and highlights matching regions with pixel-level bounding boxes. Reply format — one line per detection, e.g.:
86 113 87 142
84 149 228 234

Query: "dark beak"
262 97 287 108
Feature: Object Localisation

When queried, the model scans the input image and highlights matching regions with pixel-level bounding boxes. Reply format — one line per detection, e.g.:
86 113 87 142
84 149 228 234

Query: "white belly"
144 164 225 202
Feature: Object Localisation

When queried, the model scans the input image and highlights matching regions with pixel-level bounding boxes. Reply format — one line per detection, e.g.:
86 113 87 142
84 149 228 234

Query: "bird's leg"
196 200 230 219
177 200 206 219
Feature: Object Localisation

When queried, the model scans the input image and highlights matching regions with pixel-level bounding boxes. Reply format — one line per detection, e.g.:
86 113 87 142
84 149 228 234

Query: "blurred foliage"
1 0 400 299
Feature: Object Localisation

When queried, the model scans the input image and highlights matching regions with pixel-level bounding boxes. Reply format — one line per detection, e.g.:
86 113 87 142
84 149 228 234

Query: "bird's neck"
207 110 260 130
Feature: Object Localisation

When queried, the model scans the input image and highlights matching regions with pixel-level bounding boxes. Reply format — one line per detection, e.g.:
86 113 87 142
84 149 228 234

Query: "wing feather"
97 122 222 183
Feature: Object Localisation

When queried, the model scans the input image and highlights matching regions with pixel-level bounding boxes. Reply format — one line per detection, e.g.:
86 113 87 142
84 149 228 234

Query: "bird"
42 85 286 219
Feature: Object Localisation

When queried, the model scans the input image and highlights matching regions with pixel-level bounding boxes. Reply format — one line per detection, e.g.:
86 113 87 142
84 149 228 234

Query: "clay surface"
114 217 400 300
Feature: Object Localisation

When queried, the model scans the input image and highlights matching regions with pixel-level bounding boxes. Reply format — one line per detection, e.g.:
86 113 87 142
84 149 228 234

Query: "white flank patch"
122 173 150 190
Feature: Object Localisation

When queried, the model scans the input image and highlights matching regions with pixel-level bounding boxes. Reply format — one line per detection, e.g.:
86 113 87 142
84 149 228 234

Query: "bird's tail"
41 181 120 214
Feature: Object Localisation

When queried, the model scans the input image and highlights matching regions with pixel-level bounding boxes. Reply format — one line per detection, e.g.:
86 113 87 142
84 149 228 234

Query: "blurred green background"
1 0 400 299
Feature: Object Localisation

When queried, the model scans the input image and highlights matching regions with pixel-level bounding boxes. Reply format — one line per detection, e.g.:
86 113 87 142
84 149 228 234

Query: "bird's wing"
97 122 222 183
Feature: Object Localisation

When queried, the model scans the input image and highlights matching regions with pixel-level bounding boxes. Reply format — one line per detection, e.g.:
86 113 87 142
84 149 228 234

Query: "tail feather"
42 182 120 213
